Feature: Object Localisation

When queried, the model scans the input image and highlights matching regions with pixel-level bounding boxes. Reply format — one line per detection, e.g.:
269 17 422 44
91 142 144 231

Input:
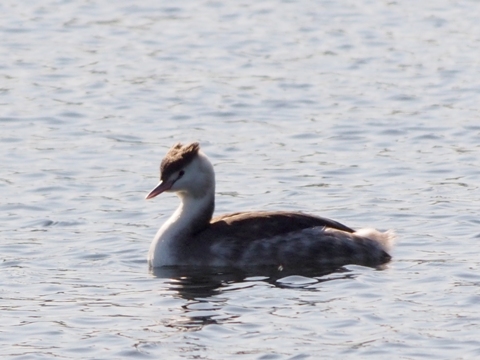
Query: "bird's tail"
354 228 396 253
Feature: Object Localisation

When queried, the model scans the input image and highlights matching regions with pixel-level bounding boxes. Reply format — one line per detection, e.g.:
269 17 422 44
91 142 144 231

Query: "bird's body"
146 143 394 269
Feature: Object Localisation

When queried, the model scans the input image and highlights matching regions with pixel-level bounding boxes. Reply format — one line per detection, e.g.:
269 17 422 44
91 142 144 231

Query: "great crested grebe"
145 142 394 269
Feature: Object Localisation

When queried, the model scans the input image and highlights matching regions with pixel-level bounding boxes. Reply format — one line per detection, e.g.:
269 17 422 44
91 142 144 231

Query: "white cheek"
170 180 184 191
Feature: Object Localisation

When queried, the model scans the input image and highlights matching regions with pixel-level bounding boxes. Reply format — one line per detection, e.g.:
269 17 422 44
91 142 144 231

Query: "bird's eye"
179 170 185 177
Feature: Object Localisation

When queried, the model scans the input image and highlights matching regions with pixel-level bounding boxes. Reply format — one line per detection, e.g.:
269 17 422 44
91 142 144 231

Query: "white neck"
148 188 215 267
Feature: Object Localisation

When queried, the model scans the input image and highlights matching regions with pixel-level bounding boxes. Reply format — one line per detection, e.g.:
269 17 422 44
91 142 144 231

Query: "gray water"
2 0 480 359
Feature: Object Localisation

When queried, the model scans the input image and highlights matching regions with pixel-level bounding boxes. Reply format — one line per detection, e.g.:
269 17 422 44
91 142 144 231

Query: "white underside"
148 222 176 267
148 191 213 268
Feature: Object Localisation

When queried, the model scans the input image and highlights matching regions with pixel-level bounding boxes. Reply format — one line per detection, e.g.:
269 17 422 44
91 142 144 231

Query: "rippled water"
2 0 480 359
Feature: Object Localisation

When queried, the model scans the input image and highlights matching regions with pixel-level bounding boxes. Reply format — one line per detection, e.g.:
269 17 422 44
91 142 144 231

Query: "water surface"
1 0 480 359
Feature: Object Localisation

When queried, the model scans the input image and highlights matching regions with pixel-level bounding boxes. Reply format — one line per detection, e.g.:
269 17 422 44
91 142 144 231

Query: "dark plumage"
175 211 391 268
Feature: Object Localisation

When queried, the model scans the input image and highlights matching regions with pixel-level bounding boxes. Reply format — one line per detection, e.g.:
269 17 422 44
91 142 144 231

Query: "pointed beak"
145 180 173 200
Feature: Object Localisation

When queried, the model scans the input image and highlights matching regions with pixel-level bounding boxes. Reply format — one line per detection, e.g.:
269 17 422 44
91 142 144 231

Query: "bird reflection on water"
150 265 364 330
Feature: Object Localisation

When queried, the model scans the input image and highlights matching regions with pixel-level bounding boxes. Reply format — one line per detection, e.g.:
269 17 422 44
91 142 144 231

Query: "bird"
145 142 395 269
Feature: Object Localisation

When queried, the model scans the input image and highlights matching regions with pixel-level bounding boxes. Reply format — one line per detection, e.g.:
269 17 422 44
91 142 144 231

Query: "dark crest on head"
160 142 200 181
